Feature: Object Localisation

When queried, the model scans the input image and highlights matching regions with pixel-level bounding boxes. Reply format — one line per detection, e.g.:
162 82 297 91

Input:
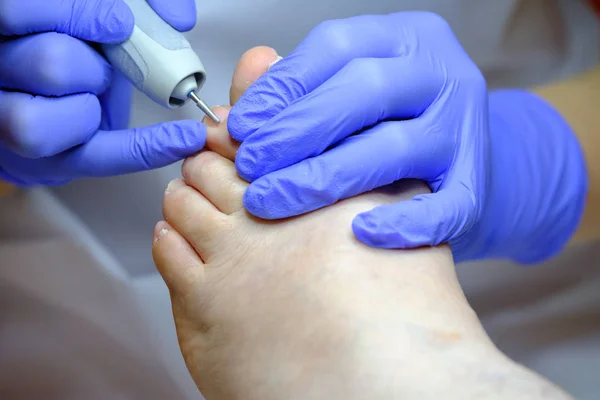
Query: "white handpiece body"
101 0 206 109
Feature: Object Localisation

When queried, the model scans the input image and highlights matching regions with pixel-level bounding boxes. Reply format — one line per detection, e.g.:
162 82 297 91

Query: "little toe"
152 221 204 296
182 151 248 214
162 178 232 261
204 106 239 161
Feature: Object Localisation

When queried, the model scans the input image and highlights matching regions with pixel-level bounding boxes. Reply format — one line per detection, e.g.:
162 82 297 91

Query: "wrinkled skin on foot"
155 153 495 399
151 47 573 400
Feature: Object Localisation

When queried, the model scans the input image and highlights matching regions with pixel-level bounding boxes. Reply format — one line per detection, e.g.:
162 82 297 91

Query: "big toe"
182 151 248 215
230 46 280 106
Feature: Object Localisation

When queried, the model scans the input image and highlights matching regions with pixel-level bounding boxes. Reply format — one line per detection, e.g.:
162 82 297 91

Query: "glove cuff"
479 89 588 264
0 168 31 187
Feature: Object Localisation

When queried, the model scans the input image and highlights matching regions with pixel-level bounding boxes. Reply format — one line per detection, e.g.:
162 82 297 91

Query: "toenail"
267 55 283 70
165 178 185 195
212 106 230 123
203 107 227 127
153 228 169 244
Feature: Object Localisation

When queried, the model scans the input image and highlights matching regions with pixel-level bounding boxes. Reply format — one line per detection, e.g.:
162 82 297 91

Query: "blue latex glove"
459 89 587 263
0 0 203 185
228 12 587 263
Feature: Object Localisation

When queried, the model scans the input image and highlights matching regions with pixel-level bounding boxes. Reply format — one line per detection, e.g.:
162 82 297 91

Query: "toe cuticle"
165 178 185 195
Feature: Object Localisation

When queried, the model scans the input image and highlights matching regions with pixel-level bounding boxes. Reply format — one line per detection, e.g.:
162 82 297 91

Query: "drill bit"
188 90 221 124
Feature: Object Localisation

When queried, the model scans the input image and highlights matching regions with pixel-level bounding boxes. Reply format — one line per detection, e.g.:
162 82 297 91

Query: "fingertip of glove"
242 182 270 218
352 213 383 244
243 177 299 220
234 147 260 182
227 104 267 142
226 107 248 142
159 13 196 33
180 118 206 131
168 16 196 33
146 0 196 32
178 119 207 148
91 0 135 43
352 211 424 249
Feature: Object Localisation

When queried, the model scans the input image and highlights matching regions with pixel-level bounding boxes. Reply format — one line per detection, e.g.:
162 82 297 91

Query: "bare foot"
153 145 570 400
151 46 572 400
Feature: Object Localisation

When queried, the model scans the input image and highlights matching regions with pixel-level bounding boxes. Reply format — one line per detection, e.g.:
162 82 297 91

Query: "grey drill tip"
188 91 221 124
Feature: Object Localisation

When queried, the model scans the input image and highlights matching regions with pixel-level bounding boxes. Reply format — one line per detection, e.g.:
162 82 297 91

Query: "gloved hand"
0 0 203 185
228 12 587 263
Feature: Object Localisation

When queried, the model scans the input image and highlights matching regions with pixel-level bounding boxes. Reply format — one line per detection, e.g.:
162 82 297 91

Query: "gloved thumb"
351 187 477 249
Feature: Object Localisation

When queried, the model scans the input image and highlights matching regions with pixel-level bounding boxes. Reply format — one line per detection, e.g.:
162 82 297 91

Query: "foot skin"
152 46 573 400
156 149 455 396
154 147 570 400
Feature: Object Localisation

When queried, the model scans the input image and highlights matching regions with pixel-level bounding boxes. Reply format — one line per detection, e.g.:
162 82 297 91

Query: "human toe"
162 178 232 261
152 220 204 295
204 106 239 161
230 46 281 105
182 151 247 214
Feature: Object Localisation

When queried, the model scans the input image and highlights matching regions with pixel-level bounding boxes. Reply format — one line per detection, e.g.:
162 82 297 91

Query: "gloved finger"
0 120 207 183
243 119 451 219
230 46 281 106
147 0 197 32
228 14 408 141
0 0 134 43
0 33 112 97
0 90 102 158
61 120 207 177
98 69 132 131
236 56 443 181
352 185 477 249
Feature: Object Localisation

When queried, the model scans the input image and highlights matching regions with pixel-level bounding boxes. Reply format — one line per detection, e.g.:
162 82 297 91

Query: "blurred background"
1 0 599 398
